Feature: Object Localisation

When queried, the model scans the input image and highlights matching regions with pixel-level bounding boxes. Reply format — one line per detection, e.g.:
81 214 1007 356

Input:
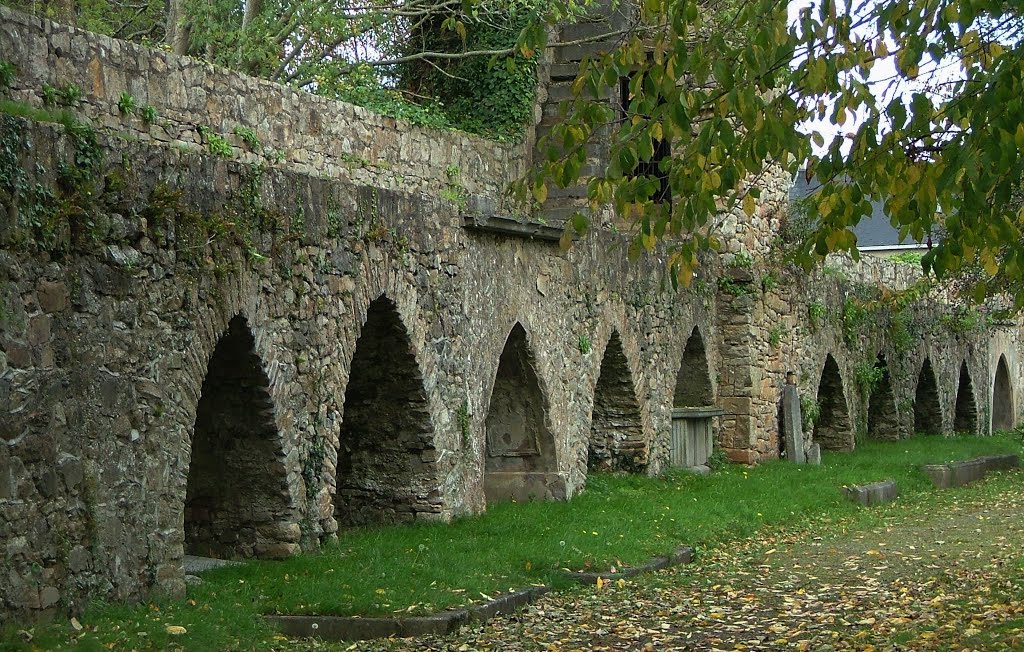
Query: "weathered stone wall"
1 5 1022 628
721 250 1024 463
0 116 714 623
0 5 525 203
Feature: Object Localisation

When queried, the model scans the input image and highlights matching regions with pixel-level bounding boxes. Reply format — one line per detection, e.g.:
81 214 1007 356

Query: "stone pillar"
781 374 806 463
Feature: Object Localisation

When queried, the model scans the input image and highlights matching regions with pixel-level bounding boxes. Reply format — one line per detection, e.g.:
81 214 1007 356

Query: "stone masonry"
1 5 1022 625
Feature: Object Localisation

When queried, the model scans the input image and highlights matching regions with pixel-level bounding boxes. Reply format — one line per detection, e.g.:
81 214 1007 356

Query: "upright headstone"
782 382 806 464
806 443 821 465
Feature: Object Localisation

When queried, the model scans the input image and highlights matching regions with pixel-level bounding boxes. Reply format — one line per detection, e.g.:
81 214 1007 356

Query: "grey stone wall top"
0 5 527 202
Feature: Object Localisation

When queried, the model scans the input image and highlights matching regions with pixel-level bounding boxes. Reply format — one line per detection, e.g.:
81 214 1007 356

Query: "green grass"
4 432 1021 651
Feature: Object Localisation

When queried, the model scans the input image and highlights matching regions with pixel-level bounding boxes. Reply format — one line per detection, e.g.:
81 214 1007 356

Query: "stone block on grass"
921 454 1019 489
842 480 899 506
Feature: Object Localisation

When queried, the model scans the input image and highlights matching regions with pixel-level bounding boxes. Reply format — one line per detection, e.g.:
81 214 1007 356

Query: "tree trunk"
165 0 191 56
242 0 263 28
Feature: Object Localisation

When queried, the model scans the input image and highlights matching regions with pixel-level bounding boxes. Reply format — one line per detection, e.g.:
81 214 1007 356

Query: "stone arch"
992 354 1015 431
673 326 714 408
185 314 297 559
813 353 853 451
867 353 900 441
954 360 979 433
914 357 942 435
335 295 439 527
484 322 561 503
588 330 646 473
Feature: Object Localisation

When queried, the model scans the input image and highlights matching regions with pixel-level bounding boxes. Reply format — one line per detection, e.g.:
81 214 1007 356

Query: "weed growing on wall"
808 302 826 327
0 103 106 251
841 297 868 346
891 309 915 353
800 393 821 434
233 125 261 150
578 334 591 355
854 359 884 399
197 125 233 158
117 92 136 114
0 59 15 91
140 104 158 124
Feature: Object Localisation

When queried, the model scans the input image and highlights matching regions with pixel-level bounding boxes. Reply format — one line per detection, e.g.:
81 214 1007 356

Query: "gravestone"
781 384 806 464
806 443 821 465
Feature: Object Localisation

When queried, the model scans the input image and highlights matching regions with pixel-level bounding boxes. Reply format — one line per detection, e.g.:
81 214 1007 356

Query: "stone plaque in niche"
486 410 541 457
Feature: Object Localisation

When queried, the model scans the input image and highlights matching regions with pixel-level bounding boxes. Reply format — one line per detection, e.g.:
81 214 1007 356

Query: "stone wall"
0 5 525 203
1 5 1022 627
0 111 715 622
718 249 1024 464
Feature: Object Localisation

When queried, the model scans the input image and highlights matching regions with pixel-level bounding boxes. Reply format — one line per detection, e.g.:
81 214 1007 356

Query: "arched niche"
992 355 1015 432
953 360 978 433
673 326 714 408
335 296 439 527
814 354 853 451
867 353 900 441
913 357 942 435
588 331 645 473
185 314 296 559
484 323 562 503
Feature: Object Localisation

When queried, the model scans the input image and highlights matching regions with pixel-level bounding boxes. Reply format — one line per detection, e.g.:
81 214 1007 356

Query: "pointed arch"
814 353 853 451
335 296 439 527
954 360 979 433
589 331 646 473
484 323 560 503
914 357 942 435
673 326 714 408
992 355 1015 432
185 314 296 559
867 354 900 441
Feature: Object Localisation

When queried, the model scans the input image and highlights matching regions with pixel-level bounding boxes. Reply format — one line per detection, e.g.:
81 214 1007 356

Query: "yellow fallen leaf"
596 576 604 590
165 625 187 635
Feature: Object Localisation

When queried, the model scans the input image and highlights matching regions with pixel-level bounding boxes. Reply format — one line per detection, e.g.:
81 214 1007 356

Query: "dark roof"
789 172 931 248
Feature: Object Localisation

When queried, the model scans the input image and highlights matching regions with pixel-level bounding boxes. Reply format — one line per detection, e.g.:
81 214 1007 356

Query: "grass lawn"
4 432 1022 651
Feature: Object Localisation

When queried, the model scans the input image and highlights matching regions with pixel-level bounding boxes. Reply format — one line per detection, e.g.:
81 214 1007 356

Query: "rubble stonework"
1 6 1022 626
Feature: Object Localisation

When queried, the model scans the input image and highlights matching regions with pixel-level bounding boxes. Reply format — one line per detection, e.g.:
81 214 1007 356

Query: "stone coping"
461 213 565 241
182 555 243 574
266 545 695 642
921 454 1020 489
671 406 725 419
265 586 549 642
557 545 694 585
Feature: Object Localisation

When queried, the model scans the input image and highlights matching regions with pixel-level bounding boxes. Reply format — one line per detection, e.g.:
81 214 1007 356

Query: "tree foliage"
4 0 546 138
524 0 1024 310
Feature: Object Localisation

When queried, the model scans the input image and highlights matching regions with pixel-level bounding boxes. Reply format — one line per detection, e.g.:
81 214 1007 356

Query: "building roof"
789 172 932 249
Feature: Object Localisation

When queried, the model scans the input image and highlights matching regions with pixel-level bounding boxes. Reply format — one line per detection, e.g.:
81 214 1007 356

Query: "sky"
786 0 965 156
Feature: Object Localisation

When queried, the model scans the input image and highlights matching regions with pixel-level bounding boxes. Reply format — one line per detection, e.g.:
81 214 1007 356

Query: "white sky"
787 0 965 156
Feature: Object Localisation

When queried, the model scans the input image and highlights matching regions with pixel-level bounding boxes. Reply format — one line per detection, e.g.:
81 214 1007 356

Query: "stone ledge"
265 586 550 642
182 556 244 574
671 406 725 419
265 547 694 642
842 480 899 506
266 610 469 641
461 214 564 242
921 454 1020 489
558 545 695 585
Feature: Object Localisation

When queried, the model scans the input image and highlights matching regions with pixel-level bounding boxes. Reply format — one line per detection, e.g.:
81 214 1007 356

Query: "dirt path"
357 474 1024 651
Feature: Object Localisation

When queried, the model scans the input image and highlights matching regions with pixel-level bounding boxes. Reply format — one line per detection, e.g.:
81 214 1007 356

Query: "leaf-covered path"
359 474 1024 651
